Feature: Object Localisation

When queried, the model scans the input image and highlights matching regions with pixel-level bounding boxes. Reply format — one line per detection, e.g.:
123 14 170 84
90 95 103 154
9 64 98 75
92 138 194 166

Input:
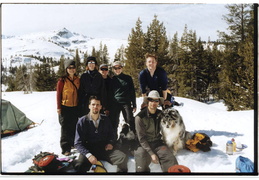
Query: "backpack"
236 156 254 173
32 152 62 173
186 133 212 152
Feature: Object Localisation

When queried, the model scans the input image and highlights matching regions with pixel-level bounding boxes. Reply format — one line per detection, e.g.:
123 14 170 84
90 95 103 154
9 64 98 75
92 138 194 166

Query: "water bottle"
226 140 233 155
231 138 236 152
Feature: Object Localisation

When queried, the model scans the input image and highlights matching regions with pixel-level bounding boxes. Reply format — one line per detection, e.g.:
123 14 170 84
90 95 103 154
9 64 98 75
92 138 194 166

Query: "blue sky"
2 3 230 41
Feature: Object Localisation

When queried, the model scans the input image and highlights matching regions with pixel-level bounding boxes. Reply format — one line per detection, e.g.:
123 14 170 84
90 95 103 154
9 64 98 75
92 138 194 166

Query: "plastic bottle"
226 140 233 155
231 138 236 152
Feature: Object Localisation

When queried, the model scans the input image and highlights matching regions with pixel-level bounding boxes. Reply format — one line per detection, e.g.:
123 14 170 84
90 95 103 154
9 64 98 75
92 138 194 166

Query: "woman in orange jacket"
56 60 80 156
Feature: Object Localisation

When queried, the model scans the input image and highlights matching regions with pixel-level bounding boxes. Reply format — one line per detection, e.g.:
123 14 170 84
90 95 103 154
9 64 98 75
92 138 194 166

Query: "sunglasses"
113 67 122 70
101 68 108 71
88 61 96 64
147 98 159 102
67 66 76 69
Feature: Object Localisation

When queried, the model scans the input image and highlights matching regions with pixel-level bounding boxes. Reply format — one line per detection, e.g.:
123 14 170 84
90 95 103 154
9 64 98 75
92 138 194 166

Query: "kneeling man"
134 90 178 172
74 96 128 173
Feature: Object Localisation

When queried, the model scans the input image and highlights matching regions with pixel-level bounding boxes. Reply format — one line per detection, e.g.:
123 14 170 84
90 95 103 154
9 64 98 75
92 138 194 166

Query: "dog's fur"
160 108 191 155
116 123 138 156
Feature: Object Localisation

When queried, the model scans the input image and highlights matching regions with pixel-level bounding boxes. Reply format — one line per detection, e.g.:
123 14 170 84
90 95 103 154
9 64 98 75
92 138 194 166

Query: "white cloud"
2 3 230 41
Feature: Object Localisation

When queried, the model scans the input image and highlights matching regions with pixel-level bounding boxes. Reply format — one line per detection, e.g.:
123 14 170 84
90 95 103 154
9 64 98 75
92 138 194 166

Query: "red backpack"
32 152 61 173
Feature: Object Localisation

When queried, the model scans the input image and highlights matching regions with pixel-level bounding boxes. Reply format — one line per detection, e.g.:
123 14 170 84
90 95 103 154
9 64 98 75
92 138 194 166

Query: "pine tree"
57 55 65 77
124 18 145 96
15 65 30 94
74 49 82 75
115 44 126 62
218 4 254 110
35 64 57 91
176 25 195 98
168 32 180 96
100 43 109 64
144 15 169 68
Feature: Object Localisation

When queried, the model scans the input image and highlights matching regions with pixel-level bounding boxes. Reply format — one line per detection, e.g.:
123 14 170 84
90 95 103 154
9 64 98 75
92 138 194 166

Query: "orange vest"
61 76 80 107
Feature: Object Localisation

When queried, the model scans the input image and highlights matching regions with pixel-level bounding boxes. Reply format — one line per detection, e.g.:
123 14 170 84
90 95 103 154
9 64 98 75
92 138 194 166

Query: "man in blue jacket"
74 96 128 173
139 53 179 109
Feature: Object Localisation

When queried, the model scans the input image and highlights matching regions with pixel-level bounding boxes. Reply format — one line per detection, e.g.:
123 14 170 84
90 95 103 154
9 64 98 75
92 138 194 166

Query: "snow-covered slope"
2 28 128 68
1 91 255 174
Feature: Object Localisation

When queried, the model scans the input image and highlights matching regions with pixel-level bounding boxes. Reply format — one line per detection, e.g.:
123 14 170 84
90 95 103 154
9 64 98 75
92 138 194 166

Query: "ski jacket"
135 108 163 156
110 73 136 108
56 76 80 109
74 113 115 156
139 67 168 95
78 70 107 108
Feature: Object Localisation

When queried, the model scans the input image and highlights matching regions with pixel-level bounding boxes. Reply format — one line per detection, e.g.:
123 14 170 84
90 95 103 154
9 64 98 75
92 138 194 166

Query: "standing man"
134 90 178 172
74 96 128 173
109 61 137 136
139 53 178 109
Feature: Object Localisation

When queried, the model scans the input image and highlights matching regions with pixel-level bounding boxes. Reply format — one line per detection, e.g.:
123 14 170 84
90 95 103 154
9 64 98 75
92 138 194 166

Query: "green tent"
1 99 34 137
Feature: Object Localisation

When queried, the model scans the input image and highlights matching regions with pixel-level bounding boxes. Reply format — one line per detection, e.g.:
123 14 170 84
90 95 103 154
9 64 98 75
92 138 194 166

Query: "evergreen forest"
1 4 256 111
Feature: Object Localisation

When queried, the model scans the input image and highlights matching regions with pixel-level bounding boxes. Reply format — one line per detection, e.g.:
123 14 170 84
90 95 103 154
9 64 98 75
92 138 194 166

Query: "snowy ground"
1 91 256 176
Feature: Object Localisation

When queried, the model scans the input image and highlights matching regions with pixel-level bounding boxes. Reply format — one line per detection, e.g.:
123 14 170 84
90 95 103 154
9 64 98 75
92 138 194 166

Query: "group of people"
56 53 179 173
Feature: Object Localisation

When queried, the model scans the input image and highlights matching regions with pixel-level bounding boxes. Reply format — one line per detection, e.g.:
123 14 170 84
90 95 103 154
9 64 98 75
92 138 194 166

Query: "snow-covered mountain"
2 28 128 68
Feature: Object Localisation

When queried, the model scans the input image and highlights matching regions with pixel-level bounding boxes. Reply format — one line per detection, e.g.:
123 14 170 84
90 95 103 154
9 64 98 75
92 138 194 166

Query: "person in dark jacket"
56 60 80 156
99 64 112 115
134 90 178 172
74 96 128 173
78 57 107 116
139 53 180 109
109 61 137 136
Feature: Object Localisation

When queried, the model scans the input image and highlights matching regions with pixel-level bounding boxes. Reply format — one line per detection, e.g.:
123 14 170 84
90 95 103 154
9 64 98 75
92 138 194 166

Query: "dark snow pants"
109 102 135 138
59 105 78 154
74 145 128 173
134 141 178 172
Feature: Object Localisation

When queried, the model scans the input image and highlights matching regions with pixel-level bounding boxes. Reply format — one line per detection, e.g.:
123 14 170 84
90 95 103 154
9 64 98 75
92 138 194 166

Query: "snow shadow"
190 130 243 137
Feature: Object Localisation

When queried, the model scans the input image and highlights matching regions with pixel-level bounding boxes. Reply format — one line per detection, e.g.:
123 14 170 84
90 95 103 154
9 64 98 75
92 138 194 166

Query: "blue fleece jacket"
139 67 168 95
74 114 115 156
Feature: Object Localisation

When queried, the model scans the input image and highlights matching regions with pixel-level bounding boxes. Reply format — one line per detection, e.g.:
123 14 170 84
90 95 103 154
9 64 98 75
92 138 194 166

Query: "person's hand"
133 107 136 113
57 109 61 114
88 155 97 165
105 144 113 151
151 154 159 164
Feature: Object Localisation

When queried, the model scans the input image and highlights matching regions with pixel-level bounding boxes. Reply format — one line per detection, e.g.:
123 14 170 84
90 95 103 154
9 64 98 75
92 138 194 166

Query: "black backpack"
32 152 62 173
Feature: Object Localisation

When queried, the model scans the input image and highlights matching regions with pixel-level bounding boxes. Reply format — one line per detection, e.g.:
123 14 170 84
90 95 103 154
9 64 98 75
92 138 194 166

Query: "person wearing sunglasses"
78 57 107 117
134 90 178 172
56 60 80 156
109 61 137 137
99 64 112 115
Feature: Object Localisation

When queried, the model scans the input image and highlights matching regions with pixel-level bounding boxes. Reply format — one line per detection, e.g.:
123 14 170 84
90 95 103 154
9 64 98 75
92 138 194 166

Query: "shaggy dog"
160 108 191 155
116 123 138 156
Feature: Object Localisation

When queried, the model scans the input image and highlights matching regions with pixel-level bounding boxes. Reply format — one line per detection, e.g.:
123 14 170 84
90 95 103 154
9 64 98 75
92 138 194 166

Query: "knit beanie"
86 56 97 65
64 60 76 69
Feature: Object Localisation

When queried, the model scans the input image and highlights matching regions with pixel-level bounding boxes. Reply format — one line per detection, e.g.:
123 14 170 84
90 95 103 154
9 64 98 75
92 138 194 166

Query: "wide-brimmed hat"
143 90 164 105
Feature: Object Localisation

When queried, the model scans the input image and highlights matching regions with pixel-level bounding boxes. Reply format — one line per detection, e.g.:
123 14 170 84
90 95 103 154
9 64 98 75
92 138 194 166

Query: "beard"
92 109 99 114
